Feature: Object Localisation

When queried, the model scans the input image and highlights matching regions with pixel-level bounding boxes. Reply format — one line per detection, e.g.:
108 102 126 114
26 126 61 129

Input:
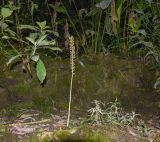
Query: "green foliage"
88 100 104 125
88 99 139 126
1 8 13 18
0 6 61 84
36 59 46 84
96 0 111 10
0 0 159 85
137 120 153 137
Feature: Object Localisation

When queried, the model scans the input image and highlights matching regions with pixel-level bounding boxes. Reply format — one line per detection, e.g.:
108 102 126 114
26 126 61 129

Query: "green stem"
72 0 89 50
95 10 102 53
60 0 87 53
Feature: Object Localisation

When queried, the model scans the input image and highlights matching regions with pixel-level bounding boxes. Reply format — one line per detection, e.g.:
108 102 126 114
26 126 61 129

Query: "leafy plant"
104 99 139 126
2 20 61 84
53 0 113 53
88 100 104 125
137 120 153 137
88 99 139 126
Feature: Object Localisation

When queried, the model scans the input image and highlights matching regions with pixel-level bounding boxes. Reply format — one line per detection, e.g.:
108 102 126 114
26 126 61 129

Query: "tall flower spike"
67 36 76 127
69 36 75 75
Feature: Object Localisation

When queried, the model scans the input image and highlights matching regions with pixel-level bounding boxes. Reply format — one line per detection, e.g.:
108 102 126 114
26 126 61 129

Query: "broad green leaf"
146 0 152 3
36 59 46 84
131 41 153 48
49 4 55 9
0 21 8 29
133 9 144 14
29 33 39 40
31 55 39 62
129 18 134 29
36 21 47 30
8 1 14 5
50 5 66 14
34 4 38 10
37 34 48 46
12 5 20 11
55 6 66 14
154 77 160 89
86 8 99 17
137 29 147 36
2 36 10 39
31 2 38 15
38 40 56 47
5 19 13 24
85 30 95 36
5 29 16 36
56 19 66 24
49 40 56 46
1 8 13 18
7 55 21 66
18 25 37 31
135 18 141 31
53 31 59 37
50 47 62 52
38 40 50 46
96 0 111 10
26 37 35 45
116 0 123 24
78 9 87 18
141 41 153 47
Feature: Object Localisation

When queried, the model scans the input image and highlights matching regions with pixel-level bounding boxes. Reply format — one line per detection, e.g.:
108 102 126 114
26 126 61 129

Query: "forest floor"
0 108 160 142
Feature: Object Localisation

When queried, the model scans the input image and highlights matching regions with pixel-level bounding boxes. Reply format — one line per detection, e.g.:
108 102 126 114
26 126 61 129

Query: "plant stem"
72 0 89 50
95 10 102 53
60 0 87 53
67 36 75 127
67 71 74 127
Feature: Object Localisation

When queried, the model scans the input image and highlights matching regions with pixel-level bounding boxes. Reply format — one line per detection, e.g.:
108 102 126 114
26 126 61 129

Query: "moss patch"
36 125 150 142
0 54 159 117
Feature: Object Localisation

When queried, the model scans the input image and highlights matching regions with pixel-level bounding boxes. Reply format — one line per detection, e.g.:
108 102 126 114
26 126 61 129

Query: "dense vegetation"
0 0 159 84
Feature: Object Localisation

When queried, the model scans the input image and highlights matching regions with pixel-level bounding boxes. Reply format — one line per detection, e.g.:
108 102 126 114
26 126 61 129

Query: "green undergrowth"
28 125 149 142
